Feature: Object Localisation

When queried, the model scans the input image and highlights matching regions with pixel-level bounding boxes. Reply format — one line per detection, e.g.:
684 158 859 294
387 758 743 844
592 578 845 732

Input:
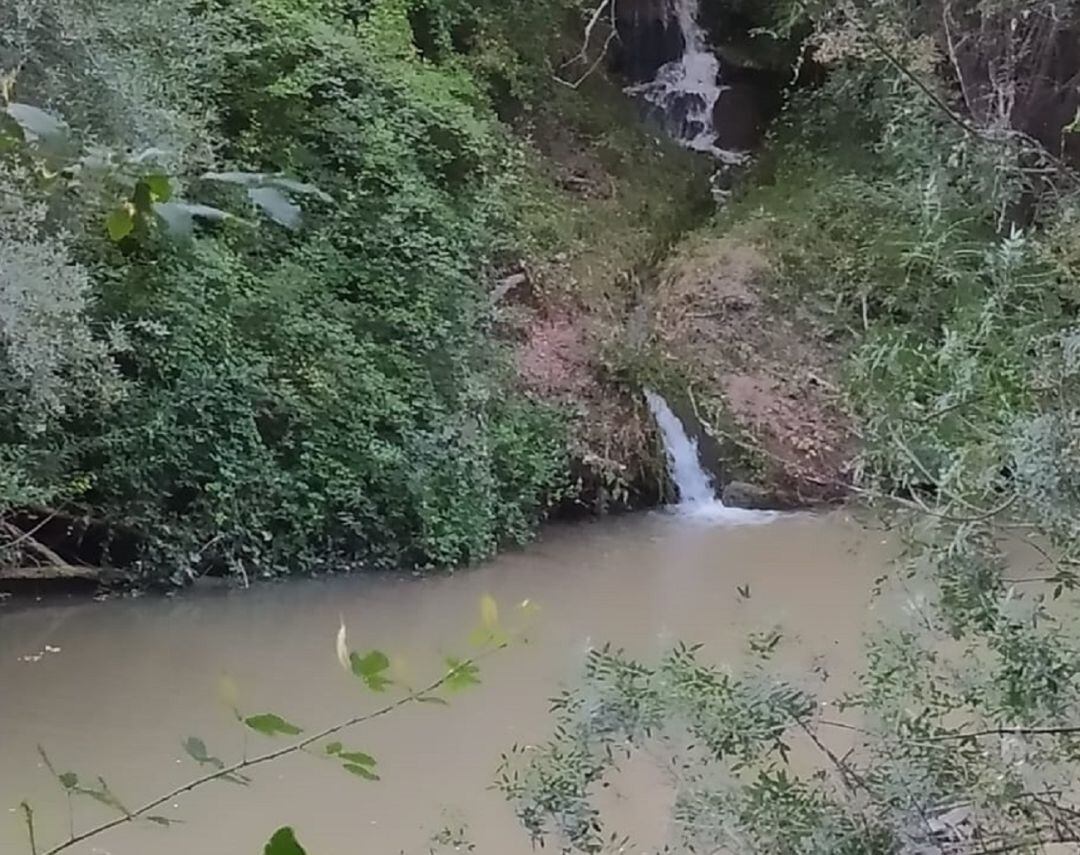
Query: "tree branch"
918 724 1080 743
554 0 619 89
39 659 482 855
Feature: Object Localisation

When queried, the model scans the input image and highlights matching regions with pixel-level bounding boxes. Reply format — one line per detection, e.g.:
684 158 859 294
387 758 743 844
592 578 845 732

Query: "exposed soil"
650 236 854 502
502 101 853 509
515 313 593 398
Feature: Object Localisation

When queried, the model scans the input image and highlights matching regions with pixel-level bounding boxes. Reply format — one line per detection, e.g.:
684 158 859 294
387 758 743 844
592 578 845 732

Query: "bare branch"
554 0 620 89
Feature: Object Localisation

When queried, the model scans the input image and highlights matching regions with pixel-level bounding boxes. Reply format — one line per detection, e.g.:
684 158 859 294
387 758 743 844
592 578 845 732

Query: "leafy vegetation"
0 0 594 581
502 1 1080 852
13 0 1080 851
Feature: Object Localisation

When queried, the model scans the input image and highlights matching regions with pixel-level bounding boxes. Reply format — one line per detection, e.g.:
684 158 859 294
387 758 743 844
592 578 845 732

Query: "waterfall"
625 0 742 162
643 389 717 506
644 389 779 523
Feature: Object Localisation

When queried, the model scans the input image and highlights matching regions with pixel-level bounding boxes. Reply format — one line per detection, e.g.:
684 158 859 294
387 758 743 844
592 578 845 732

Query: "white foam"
625 0 746 163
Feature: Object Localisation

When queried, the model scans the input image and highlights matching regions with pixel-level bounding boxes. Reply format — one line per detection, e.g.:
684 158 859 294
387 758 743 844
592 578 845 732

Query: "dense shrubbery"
0 0 580 581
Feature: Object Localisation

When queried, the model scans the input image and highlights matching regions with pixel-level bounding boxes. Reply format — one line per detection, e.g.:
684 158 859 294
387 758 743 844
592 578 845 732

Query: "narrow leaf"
5 103 66 141
19 801 36 855
342 763 380 780
244 713 303 737
249 186 301 230
338 750 376 766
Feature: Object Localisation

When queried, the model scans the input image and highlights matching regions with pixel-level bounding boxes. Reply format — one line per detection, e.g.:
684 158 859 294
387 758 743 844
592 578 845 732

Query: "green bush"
0 0 576 580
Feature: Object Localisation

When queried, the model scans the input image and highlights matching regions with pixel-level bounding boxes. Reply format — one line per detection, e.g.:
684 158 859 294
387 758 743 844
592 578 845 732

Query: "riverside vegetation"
0 0 713 584
10 0 1080 853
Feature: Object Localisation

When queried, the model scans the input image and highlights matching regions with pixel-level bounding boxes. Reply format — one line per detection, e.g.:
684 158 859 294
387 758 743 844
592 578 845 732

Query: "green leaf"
153 201 231 237
325 741 343 755
338 750 376 766
58 772 78 790
144 174 172 202
204 171 331 201
145 815 176 826
342 763 380 780
249 186 301 230
0 113 26 150
5 103 66 141
264 827 308 855
417 695 450 705
444 657 481 693
350 650 392 691
132 181 153 214
106 206 135 242
182 737 209 762
244 713 303 737
183 737 224 769
267 176 332 202
77 778 129 816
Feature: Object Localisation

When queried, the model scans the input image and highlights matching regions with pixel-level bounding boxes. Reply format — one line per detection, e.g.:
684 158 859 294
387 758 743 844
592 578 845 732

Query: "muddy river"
0 511 891 854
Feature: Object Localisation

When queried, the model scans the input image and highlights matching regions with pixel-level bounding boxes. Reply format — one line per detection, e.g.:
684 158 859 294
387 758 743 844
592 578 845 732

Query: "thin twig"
0 507 65 553
0 522 84 575
554 0 620 89
795 717 869 795
917 724 1080 743
40 661 480 855
21 802 37 855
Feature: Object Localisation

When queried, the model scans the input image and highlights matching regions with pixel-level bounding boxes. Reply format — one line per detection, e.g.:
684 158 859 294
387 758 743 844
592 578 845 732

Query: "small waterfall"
644 389 778 523
625 0 742 162
644 389 717 505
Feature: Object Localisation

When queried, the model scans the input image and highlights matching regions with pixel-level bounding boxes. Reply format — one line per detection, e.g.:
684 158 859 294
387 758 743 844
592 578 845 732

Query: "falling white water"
644 389 716 505
644 389 777 523
626 0 744 162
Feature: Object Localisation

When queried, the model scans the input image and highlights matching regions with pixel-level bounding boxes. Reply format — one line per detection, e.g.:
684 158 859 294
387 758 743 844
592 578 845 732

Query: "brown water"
0 511 890 855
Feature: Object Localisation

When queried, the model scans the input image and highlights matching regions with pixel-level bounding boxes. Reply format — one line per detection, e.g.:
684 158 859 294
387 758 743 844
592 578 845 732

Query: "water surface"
0 511 890 854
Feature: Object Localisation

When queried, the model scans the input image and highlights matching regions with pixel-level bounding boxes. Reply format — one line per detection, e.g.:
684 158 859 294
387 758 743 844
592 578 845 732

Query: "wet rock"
711 81 773 152
610 0 685 83
721 480 790 510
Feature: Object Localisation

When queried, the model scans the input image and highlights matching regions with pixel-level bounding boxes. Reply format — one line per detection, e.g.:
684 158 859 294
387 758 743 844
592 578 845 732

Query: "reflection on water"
0 511 889 854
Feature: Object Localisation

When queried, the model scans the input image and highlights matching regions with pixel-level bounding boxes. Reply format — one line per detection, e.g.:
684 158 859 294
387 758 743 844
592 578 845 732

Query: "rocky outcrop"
610 0 685 83
722 480 799 511
710 82 769 152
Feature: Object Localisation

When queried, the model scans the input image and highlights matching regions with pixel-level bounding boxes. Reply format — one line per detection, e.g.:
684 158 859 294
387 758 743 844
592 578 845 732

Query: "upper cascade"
624 0 743 162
